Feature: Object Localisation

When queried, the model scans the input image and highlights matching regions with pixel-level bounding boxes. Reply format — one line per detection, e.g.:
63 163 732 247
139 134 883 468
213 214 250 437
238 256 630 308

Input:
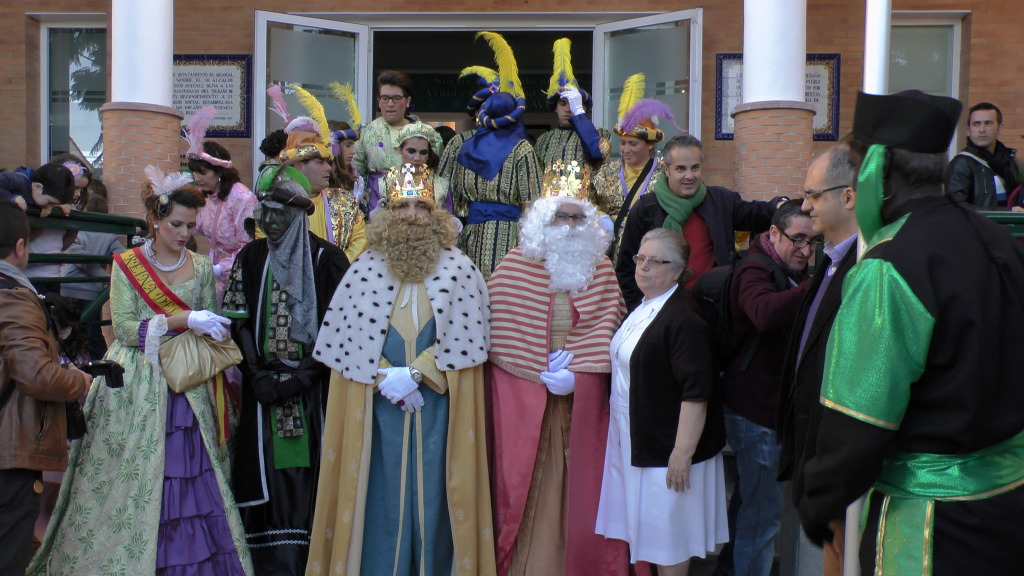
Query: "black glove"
275 357 326 401
249 370 280 405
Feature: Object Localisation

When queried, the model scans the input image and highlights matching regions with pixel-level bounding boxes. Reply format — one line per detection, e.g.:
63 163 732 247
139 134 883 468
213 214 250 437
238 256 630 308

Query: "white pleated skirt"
595 404 729 566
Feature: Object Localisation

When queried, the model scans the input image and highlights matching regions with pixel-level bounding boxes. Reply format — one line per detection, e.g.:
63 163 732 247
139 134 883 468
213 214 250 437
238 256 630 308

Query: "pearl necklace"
143 239 187 272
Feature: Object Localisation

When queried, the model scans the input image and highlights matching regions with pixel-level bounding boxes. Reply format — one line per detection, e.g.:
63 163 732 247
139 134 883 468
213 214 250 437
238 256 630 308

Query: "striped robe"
487 248 623 381
486 248 630 576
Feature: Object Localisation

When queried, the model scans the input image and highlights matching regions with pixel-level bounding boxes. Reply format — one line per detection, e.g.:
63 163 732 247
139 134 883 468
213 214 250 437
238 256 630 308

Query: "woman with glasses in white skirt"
596 227 729 576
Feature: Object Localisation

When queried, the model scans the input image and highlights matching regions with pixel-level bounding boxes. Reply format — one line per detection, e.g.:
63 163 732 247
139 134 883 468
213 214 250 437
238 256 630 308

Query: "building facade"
2 1 1015 217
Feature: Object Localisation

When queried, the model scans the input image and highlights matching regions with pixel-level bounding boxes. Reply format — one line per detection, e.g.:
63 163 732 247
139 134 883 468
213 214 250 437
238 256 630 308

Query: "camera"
80 360 126 389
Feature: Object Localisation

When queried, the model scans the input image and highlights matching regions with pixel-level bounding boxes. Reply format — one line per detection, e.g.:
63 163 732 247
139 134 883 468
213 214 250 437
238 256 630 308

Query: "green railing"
26 208 148 325
982 211 1024 238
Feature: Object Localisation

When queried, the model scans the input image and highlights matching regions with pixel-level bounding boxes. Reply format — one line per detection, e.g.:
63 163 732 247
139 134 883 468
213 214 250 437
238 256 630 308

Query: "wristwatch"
409 367 424 384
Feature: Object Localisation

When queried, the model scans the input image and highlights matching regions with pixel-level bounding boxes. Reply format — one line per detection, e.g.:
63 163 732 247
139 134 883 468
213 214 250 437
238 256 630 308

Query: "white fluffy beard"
540 224 607 295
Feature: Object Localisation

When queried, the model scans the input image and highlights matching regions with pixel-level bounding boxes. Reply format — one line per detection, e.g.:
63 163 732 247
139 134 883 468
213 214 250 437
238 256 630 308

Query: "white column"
111 0 174 106
863 0 892 94
742 0 806 103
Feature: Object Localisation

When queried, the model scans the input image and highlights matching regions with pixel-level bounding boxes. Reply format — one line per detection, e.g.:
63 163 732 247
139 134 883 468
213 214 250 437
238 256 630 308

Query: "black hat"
255 165 315 215
852 90 962 154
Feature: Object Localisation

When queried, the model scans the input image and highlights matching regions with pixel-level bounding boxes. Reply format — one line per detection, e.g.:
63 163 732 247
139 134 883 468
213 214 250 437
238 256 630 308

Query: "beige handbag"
159 330 242 393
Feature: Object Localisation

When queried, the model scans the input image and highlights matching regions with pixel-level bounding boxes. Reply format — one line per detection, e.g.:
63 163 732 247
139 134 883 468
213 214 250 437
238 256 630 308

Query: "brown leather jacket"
0 285 90 471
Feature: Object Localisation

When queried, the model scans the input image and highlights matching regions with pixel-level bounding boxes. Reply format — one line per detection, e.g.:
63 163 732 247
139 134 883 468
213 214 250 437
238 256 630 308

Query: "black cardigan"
627 285 726 467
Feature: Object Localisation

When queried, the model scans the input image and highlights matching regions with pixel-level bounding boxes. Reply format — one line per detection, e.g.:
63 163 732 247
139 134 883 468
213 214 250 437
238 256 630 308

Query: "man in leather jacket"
946 102 1021 208
0 202 91 574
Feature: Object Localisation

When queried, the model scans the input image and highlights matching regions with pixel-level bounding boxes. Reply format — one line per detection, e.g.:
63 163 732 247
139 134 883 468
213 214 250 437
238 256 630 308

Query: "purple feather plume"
185 106 217 156
621 99 680 134
267 85 291 126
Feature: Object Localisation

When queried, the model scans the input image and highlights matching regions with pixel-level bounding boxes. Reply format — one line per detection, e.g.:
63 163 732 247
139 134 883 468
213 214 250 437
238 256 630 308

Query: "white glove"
598 214 614 233
187 310 231 341
377 367 419 404
548 350 574 373
540 368 576 396
400 389 425 413
562 87 585 116
212 263 223 279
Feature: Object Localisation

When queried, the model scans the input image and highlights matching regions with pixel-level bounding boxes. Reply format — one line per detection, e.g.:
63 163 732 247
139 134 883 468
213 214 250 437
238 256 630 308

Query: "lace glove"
400 389 425 413
548 350 575 373
562 87 586 116
377 367 420 403
187 310 230 341
540 368 576 396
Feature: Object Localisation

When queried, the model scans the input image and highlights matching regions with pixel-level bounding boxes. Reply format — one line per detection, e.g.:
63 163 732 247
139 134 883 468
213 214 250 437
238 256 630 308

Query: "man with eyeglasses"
487 173 630 575
775 143 858 576
616 133 783 310
710 199 814 576
355 70 441 213
799 90 1024 575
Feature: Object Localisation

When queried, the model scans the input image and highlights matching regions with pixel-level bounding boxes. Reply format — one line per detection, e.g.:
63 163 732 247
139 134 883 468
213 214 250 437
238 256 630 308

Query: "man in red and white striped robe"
487 193 629 576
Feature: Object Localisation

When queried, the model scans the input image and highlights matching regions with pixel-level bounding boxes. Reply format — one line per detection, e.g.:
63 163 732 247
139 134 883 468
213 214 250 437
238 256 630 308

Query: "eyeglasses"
553 212 587 223
378 95 408 104
780 229 823 249
803 184 848 201
633 254 678 267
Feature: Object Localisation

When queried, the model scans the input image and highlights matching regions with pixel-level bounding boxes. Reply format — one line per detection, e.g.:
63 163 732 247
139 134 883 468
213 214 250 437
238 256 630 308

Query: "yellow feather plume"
617 73 646 122
328 81 361 129
459 66 499 85
475 31 524 99
289 83 332 149
546 38 576 97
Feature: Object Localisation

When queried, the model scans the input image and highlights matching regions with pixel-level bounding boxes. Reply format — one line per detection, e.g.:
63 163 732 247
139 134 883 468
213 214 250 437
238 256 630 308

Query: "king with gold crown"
307 158 497 576
484 158 631 575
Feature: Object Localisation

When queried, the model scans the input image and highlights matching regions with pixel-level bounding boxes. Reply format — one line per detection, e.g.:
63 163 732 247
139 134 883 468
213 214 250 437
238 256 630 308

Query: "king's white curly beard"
536 224 607 295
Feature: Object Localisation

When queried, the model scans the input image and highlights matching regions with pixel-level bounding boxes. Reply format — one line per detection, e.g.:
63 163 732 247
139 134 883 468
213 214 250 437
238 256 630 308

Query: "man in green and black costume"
799 90 1024 575
221 166 349 576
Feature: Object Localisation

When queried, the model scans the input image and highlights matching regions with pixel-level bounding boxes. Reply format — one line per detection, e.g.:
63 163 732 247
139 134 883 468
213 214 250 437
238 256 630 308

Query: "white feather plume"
145 165 193 197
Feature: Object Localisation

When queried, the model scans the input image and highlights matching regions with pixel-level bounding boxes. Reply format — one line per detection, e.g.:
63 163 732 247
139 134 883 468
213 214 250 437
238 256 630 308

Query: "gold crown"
541 160 590 200
386 164 436 207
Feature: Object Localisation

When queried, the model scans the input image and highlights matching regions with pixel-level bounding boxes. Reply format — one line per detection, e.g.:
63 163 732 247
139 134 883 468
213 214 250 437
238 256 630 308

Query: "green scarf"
653 176 707 232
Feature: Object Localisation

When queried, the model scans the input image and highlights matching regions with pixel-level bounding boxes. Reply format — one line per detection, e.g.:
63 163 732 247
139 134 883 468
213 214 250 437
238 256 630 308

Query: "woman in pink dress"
188 141 257 306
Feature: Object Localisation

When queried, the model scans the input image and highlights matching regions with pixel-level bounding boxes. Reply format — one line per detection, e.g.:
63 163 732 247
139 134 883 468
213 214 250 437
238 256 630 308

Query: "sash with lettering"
113 247 232 447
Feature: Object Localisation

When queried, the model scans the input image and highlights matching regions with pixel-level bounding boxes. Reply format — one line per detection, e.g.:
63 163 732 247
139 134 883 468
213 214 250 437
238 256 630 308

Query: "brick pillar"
99 102 184 220
732 101 815 200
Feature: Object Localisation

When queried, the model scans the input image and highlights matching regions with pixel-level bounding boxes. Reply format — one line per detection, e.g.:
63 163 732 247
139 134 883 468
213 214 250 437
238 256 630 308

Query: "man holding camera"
0 201 91 574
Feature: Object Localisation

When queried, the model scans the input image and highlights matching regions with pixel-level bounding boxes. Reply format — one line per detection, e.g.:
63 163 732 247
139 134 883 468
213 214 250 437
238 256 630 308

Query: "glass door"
253 11 369 183
594 9 702 154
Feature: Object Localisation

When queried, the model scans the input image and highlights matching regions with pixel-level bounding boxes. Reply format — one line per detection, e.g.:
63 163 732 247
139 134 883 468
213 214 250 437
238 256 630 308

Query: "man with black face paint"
222 165 349 576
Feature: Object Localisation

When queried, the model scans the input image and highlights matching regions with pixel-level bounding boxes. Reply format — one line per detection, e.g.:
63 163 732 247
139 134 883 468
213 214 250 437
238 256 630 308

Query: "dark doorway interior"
372 30 594 136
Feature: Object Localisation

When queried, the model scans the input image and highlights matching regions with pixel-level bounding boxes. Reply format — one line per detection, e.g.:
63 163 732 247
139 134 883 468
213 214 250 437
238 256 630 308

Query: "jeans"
718 407 783 576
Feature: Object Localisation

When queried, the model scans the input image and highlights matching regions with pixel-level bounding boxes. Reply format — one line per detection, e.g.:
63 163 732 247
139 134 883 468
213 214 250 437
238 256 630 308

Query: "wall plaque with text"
715 53 840 141
173 54 252 138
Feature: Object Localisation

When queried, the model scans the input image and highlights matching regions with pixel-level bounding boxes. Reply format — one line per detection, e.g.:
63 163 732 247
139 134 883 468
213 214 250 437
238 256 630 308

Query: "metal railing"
25 207 148 325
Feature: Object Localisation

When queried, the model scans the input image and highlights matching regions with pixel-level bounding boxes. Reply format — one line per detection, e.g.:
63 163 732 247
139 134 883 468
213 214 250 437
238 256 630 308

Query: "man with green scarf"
799 90 1024 575
616 133 783 310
